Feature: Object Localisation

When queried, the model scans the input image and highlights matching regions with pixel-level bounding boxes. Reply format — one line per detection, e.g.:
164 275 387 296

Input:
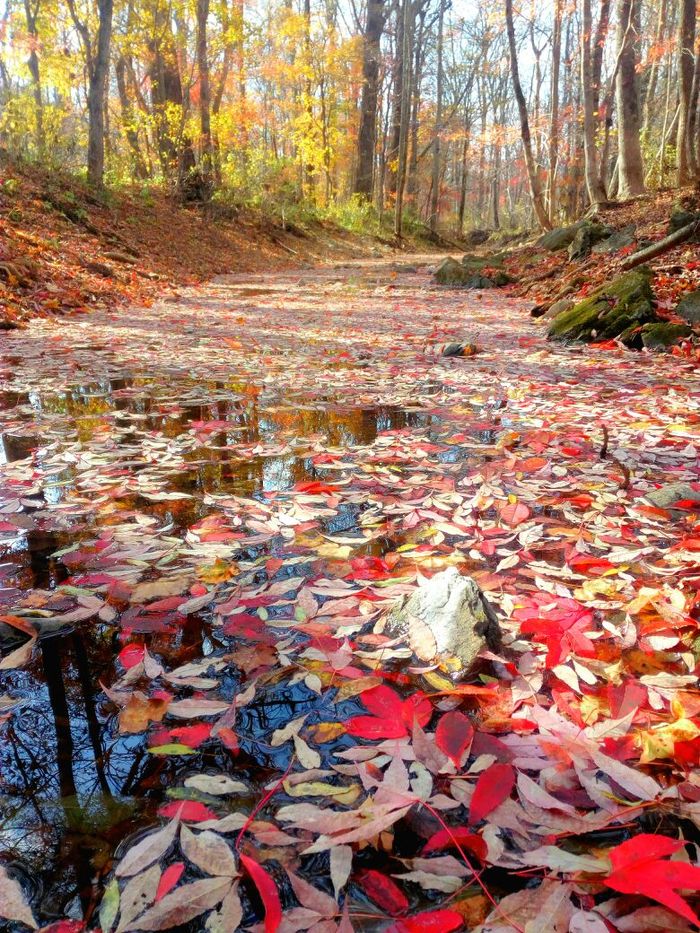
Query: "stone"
536 221 587 251
567 222 613 261
383 567 501 673
668 206 700 234
592 225 637 254
461 252 505 270
677 290 700 324
434 257 512 289
548 267 656 344
645 483 700 509
442 341 480 357
543 298 575 320
434 257 471 285
640 322 692 349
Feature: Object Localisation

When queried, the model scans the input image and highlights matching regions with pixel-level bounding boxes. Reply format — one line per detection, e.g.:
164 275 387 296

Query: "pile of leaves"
0 262 699 932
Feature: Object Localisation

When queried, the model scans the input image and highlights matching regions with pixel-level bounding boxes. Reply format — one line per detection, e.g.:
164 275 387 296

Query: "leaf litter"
0 259 699 931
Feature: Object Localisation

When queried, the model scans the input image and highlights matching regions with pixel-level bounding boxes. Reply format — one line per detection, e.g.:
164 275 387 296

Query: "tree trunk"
615 0 645 198
676 0 696 184
86 0 113 187
393 0 411 235
581 0 608 207
547 0 562 221
354 0 386 197
504 0 551 229
115 56 147 178
428 0 445 233
196 0 213 188
23 0 43 153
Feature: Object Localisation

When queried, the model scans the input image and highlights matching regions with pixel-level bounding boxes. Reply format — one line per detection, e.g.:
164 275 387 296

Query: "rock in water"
383 567 501 673
645 483 700 510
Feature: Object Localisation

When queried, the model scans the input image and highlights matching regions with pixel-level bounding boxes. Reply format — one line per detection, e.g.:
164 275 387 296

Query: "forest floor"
0 160 415 330
1 257 699 932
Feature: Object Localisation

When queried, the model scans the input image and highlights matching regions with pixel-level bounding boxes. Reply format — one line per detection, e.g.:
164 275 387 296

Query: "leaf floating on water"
180 826 238 877
115 819 179 878
0 864 38 929
239 855 282 933
129 876 233 931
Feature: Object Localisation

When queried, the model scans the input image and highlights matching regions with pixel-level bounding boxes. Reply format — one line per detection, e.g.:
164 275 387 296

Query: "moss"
548 267 656 343
641 322 692 349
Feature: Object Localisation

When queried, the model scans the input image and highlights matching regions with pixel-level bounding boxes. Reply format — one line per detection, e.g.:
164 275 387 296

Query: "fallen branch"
619 218 700 270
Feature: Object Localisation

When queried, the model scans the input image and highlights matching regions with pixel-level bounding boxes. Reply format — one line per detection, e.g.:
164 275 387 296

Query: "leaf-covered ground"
1 260 699 933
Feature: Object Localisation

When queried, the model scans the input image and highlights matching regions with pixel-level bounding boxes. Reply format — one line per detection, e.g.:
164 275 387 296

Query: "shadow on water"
0 372 434 921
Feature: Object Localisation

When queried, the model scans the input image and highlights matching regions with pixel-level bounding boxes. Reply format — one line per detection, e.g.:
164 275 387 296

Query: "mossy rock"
641 322 692 349
435 257 513 288
461 252 505 271
435 257 472 285
568 222 613 261
548 267 656 343
677 289 700 324
536 221 587 251
668 206 700 234
592 224 637 255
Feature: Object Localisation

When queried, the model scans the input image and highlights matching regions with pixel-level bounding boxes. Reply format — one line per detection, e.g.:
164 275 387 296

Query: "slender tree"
615 0 645 197
504 0 551 229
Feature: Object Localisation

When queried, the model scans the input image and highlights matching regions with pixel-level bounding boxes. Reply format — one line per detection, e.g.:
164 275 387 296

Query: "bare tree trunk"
23 0 43 153
115 56 147 178
581 0 608 207
676 0 696 183
196 0 213 190
615 0 644 197
354 0 386 197
428 0 445 233
87 0 113 186
393 0 411 235
547 0 562 221
504 0 551 229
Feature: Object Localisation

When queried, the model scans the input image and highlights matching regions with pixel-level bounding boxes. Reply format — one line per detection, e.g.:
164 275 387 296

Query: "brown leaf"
119 692 170 734
180 826 238 877
131 877 232 931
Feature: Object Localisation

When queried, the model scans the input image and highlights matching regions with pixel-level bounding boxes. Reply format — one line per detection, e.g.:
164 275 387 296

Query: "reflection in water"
0 369 435 919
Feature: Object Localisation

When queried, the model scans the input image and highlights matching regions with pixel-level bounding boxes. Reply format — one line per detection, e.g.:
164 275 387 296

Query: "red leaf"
169 723 212 747
240 854 282 933
604 834 700 926
361 685 404 720
157 801 217 822
386 908 464 932
469 763 515 824
118 643 144 669
156 862 185 901
346 686 431 740
357 868 409 915
422 828 486 860
499 501 530 526
39 924 86 933
435 711 474 766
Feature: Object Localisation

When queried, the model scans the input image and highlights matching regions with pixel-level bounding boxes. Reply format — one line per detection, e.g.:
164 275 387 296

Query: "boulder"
435 257 471 285
544 298 575 320
641 322 692 349
434 257 513 288
567 222 613 261
461 252 505 270
677 289 700 324
536 221 587 252
645 483 700 510
383 567 501 673
668 206 700 234
548 267 656 344
592 225 637 255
